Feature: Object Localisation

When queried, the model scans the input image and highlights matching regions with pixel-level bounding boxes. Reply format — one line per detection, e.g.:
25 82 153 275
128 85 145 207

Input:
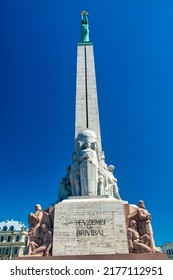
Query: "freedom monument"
23 12 167 260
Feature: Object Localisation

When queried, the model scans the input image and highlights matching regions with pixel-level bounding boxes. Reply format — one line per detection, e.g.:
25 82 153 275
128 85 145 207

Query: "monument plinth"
53 198 128 256
24 11 167 260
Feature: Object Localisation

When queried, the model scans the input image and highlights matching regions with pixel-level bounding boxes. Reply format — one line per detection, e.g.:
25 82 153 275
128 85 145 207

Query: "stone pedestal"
52 197 129 256
17 252 168 260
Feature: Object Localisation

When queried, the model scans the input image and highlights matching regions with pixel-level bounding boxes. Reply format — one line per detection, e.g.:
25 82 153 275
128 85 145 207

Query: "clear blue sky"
0 1 173 246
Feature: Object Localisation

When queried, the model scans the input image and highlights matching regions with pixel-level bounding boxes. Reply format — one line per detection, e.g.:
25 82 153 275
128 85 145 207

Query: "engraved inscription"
77 229 104 236
75 219 106 236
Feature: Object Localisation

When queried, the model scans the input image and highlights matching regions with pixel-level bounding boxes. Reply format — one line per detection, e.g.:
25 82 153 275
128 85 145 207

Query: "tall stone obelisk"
52 11 129 256
75 11 102 156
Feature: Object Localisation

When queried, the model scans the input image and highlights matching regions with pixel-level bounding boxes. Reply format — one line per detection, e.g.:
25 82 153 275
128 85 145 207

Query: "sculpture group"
27 201 157 256
127 200 156 253
27 204 53 256
26 129 157 256
58 128 121 201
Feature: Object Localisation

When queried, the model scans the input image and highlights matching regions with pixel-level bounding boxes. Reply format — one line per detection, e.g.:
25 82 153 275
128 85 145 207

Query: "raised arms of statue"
80 11 90 43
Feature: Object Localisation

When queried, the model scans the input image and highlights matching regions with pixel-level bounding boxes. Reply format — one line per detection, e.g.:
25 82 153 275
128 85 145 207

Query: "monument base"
17 252 168 260
23 197 167 260
52 197 129 256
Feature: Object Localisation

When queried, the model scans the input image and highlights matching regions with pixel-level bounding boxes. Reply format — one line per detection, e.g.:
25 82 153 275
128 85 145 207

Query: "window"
0 248 2 255
166 249 172 255
3 226 7 231
16 235 20 242
5 247 10 255
9 226 14 231
23 247 26 255
0 236 4 242
7 236 11 242
13 247 18 255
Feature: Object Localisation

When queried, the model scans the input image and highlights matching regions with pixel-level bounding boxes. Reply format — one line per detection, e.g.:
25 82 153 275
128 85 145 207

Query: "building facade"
160 242 173 260
0 220 28 260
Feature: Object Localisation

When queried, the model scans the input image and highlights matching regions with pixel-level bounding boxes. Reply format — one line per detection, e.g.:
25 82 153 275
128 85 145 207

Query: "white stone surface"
75 45 102 156
52 198 129 256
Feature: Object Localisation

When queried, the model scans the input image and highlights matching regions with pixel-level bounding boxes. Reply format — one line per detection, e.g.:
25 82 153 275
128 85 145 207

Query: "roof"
160 242 173 248
0 220 28 232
